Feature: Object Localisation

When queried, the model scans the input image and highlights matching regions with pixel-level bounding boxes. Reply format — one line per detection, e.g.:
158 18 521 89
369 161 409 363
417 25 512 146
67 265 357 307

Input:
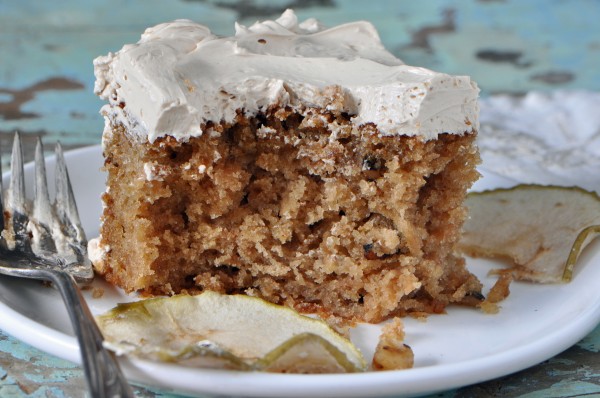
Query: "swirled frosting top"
94 9 479 142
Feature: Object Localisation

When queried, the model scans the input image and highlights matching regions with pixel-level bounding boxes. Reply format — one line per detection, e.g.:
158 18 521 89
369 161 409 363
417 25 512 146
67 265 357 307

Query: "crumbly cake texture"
95 99 482 323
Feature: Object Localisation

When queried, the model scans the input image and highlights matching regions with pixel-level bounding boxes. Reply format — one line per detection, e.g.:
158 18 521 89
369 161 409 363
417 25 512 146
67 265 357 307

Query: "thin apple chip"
96 291 366 373
459 185 600 283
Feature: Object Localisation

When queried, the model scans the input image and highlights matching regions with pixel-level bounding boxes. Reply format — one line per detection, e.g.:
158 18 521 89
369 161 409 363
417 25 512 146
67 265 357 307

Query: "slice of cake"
90 9 482 323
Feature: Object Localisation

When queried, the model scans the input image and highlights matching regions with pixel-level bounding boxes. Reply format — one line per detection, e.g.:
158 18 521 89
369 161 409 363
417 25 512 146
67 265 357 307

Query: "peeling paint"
519 380 600 398
530 71 575 85
476 49 533 68
0 342 83 396
0 332 192 397
578 326 600 353
0 77 84 120
207 0 335 19
0 336 35 362
406 8 455 52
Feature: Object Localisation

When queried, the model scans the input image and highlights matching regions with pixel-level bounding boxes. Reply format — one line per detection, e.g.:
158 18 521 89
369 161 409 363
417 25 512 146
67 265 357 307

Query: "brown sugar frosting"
93 9 479 143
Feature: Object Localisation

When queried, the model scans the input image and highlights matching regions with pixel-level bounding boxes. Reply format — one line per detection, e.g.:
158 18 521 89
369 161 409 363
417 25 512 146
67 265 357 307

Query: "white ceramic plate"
1 145 599 398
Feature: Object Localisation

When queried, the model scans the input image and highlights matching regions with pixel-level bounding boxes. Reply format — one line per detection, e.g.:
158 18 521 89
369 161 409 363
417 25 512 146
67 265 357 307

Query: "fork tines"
0 133 91 280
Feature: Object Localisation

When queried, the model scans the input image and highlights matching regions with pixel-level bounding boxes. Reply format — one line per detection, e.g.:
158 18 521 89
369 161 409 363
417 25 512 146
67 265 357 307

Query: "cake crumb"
480 301 500 314
322 315 355 338
92 287 105 299
487 271 513 303
372 318 414 371
480 271 513 314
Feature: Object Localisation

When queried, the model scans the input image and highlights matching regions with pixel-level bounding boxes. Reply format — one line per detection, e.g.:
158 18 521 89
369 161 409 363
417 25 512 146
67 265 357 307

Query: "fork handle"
46 270 134 398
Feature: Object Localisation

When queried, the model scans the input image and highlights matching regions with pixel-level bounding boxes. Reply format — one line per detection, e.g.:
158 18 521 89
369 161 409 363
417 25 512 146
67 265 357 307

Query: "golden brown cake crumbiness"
95 103 481 323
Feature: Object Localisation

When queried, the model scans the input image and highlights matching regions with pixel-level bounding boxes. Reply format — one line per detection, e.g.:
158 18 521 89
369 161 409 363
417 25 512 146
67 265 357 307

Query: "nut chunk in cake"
90 9 482 323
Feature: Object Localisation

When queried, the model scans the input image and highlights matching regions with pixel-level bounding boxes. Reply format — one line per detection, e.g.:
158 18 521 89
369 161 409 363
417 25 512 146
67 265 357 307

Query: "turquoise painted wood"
1 0 599 396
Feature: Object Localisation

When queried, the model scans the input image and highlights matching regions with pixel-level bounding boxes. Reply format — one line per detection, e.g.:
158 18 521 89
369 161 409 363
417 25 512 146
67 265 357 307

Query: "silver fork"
0 134 133 398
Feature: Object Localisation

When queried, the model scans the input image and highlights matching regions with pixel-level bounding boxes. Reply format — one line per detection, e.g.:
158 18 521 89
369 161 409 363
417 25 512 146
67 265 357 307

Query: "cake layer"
93 106 482 322
91 11 482 323
93 10 479 143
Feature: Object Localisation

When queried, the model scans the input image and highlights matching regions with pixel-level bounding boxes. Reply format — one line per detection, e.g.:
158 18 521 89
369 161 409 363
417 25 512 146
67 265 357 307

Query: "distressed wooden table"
1 1 600 397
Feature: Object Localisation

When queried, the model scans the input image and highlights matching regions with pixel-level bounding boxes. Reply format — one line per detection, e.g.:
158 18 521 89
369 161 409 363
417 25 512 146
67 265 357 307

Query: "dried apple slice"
459 185 600 283
96 292 366 373
259 333 361 373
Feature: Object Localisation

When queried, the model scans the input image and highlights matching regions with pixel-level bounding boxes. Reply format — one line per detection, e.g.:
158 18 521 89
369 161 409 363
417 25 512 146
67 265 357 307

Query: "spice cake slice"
90 10 482 323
